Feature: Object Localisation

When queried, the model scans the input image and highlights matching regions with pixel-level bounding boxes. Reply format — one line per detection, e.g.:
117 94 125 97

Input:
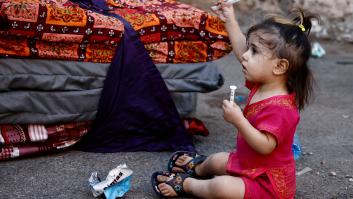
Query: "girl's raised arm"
212 1 247 62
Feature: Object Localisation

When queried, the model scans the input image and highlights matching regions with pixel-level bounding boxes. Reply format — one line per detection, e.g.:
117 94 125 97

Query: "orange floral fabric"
0 0 231 63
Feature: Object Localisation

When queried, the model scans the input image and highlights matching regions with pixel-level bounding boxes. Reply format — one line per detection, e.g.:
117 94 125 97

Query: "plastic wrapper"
88 164 133 199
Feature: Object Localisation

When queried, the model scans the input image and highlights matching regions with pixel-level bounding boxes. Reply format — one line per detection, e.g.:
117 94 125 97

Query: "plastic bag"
292 133 302 160
311 42 326 58
88 164 133 199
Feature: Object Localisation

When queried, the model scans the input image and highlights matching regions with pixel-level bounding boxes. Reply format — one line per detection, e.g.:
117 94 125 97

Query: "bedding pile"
0 0 230 63
0 0 231 160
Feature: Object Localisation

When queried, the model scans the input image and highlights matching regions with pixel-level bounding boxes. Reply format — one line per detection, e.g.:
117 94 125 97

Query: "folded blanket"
0 122 91 160
0 117 206 160
0 0 231 63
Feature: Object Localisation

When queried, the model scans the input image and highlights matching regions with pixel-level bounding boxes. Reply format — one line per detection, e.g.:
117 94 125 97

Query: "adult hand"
222 99 243 125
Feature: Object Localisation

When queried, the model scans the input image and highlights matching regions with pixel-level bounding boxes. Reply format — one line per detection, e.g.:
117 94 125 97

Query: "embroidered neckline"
247 85 295 106
248 93 295 107
244 85 297 118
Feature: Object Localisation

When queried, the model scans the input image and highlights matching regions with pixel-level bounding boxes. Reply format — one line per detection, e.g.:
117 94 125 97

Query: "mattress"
0 58 223 123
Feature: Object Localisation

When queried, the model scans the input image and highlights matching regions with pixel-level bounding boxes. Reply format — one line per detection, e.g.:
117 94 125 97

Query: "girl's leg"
196 152 229 176
157 175 245 199
173 152 230 176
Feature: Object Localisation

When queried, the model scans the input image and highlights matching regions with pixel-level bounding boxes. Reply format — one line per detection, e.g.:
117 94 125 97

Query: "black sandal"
151 171 191 198
167 151 207 177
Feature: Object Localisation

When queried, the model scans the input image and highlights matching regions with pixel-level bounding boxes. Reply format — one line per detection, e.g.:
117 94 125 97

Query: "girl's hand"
211 0 236 23
222 99 243 125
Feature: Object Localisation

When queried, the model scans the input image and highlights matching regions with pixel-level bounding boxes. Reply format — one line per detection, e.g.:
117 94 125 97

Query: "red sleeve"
254 106 299 145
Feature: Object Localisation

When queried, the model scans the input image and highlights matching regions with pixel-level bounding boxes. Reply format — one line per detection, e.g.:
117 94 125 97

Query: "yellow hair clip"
298 24 306 32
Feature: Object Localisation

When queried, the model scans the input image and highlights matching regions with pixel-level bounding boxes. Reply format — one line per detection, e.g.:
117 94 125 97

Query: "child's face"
241 32 280 83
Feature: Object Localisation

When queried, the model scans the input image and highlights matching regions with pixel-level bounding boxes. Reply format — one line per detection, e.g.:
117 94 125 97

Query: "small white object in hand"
225 0 240 4
211 0 240 11
229 85 237 103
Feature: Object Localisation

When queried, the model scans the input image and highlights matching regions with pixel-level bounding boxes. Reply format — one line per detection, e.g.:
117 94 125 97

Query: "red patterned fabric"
0 0 231 63
0 118 205 160
0 122 91 160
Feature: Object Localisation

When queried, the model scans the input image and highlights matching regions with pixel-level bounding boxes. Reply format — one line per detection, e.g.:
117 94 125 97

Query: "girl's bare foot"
172 154 195 173
156 175 178 197
168 151 208 177
152 172 191 197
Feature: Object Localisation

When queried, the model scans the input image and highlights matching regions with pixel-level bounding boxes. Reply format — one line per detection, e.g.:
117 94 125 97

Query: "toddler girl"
151 1 317 198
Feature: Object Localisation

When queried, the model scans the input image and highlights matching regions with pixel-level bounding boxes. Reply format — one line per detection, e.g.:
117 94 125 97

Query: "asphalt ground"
0 40 353 199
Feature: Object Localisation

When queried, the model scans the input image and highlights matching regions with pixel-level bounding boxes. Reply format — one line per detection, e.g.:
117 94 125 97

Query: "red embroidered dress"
226 83 299 199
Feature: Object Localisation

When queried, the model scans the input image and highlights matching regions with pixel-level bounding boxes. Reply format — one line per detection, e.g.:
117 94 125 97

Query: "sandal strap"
151 171 190 197
184 155 206 175
168 151 207 177
164 173 190 195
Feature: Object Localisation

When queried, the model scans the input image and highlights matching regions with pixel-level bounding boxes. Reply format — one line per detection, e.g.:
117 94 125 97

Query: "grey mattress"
0 58 223 124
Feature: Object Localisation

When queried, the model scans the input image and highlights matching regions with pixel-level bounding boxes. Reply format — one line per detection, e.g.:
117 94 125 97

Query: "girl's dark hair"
246 8 319 110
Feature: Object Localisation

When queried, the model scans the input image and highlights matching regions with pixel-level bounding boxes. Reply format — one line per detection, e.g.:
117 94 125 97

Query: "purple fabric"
76 5 195 152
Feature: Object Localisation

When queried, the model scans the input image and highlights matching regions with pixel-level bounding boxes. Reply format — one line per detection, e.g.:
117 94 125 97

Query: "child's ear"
273 59 289 75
